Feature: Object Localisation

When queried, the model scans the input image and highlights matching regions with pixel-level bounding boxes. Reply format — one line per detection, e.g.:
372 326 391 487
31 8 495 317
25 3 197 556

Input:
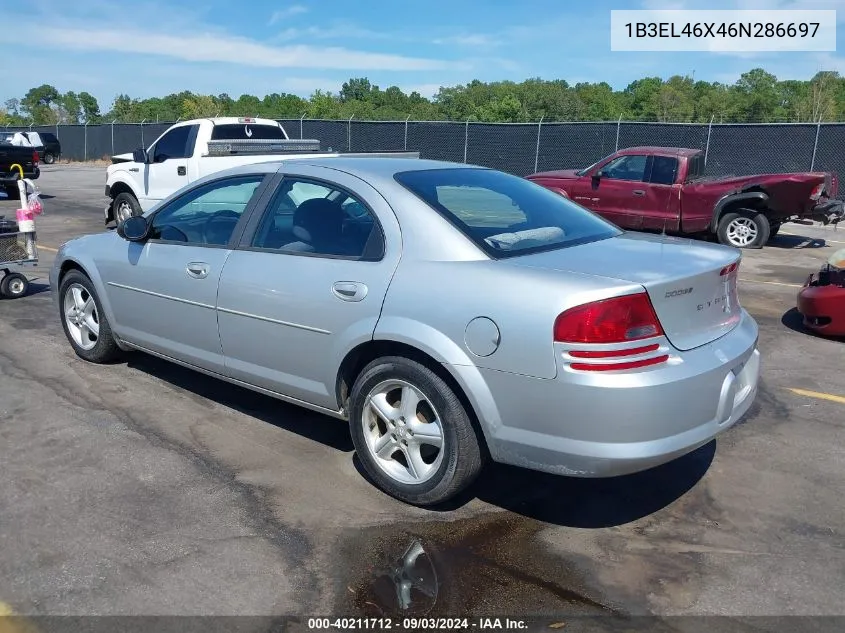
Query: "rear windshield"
395 168 621 257
210 124 286 140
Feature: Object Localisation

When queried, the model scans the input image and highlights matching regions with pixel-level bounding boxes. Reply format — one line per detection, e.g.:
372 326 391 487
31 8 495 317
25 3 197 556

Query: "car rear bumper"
797 272 845 336
475 309 760 477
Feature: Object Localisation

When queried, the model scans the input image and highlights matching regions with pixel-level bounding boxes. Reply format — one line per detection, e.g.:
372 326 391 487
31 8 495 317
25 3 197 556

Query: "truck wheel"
348 356 484 506
717 209 770 249
113 192 141 224
43 152 56 164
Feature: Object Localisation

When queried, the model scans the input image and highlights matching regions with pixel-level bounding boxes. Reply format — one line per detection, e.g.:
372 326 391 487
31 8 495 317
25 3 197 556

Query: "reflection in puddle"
364 540 438 616
345 515 616 618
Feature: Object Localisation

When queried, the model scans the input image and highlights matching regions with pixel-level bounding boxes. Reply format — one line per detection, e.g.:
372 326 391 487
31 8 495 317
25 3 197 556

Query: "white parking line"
739 278 802 288
780 231 845 245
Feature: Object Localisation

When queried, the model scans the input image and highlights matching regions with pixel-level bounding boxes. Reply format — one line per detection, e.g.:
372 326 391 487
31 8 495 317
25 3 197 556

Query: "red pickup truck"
526 146 844 249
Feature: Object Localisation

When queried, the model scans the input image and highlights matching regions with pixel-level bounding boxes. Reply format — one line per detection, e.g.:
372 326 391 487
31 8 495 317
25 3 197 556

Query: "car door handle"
177 166 187 176
186 262 209 279
633 190 645 196
332 281 368 302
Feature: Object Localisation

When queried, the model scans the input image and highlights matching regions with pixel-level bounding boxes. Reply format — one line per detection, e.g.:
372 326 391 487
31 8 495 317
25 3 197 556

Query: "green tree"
79 92 101 123
22 84 61 124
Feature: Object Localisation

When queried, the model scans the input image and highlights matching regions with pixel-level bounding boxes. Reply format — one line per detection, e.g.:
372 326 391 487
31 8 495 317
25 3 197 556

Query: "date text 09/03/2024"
307 618 530 630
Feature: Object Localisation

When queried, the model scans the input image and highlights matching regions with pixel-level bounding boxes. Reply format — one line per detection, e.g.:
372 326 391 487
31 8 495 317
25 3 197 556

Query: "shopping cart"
0 164 40 299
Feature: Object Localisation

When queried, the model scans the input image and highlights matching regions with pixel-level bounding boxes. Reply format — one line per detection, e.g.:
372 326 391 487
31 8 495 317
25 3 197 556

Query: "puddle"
339 514 618 618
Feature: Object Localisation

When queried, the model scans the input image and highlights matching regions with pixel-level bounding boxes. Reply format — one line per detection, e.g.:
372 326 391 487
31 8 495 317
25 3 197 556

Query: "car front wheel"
717 209 771 249
59 270 121 363
348 356 484 506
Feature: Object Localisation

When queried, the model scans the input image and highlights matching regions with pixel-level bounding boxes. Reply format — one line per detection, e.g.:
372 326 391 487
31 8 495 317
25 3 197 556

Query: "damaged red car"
797 249 845 337
526 146 844 249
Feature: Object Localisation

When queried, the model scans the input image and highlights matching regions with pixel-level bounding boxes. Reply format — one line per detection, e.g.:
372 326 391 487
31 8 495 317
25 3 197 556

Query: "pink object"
16 208 36 223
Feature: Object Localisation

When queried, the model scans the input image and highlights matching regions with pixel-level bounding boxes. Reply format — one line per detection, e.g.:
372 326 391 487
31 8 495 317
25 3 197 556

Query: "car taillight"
810 183 824 200
720 261 739 276
32 150 39 166
554 292 664 344
555 293 668 372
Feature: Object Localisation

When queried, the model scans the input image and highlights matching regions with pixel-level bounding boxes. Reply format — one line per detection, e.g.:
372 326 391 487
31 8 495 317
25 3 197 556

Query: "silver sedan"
51 158 760 505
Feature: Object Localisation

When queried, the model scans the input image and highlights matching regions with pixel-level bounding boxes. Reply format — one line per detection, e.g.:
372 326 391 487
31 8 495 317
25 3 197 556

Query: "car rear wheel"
43 152 56 164
717 209 770 249
59 270 120 363
113 192 141 224
348 356 484 506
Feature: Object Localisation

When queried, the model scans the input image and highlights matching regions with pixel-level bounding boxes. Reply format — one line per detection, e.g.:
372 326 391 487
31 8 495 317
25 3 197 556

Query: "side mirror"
116 215 150 242
132 148 148 163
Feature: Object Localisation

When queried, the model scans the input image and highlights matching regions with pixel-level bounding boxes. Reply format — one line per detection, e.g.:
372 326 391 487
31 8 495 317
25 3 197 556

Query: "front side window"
395 168 620 257
152 125 193 162
150 175 264 246
251 178 383 259
600 155 648 181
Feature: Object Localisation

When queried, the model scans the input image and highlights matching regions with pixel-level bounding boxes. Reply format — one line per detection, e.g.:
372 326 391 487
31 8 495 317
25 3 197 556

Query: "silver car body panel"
52 157 760 479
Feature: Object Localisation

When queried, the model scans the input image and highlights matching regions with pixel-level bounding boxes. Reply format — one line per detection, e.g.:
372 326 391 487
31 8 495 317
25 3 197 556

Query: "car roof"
617 146 701 157
281 156 481 178
211 157 483 182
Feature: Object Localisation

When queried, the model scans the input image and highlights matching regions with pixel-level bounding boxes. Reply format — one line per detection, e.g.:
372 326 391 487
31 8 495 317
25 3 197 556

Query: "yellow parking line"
787 388 845 405
739 277 802 288
38 245 58 253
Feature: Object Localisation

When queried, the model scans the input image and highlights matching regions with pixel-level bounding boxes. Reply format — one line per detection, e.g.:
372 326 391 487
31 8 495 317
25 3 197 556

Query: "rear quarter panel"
376 257 641 381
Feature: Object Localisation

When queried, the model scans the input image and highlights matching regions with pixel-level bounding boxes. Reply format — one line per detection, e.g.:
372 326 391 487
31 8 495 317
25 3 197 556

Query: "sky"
2 0 843 112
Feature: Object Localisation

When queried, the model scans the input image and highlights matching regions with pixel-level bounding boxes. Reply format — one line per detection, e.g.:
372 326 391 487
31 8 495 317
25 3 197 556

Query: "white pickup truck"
105 117 417 225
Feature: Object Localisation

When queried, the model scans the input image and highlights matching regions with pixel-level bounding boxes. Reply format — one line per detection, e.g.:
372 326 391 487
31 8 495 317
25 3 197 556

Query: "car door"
640 154 682 231
216 166 402 410
143 124 198 207
102 173 268 373
590 154 649 228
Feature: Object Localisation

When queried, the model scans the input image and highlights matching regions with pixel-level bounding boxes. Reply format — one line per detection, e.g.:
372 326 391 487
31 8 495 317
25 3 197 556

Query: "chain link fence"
7 119 845 194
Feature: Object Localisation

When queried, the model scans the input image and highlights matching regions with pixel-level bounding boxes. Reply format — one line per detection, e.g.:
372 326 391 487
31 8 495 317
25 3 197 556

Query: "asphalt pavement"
0 166 842 620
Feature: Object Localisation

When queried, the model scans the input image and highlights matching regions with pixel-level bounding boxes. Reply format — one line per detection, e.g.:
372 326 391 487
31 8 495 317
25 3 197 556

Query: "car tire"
768 223 781 240
348 356 484 506
113 192 141 224
717 209 770 249
43 152 55 164
58 270 121 364
0 272 29 298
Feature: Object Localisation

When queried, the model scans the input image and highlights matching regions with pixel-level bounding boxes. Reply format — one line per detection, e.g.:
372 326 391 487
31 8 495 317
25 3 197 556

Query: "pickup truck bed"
527 146 844 249
0 144 40 197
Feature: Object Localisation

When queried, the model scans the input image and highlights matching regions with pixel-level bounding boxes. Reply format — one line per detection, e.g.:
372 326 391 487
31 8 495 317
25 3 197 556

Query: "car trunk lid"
508 232 742 351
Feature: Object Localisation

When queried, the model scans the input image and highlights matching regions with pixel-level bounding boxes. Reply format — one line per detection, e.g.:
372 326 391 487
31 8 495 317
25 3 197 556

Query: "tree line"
3 69 844 126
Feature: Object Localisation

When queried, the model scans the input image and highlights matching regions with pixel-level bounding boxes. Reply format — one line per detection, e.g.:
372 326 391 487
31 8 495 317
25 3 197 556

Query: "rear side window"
395 168 621 258
649 156 679 185
686 153 705 181
210 124 286 140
